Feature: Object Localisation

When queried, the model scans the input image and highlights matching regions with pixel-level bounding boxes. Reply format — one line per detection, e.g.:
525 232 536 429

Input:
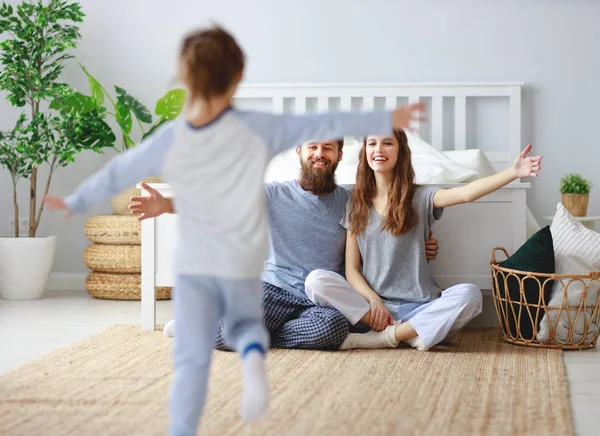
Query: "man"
130 138 439 350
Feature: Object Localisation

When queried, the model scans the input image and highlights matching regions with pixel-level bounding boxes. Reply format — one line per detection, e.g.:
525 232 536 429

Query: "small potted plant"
559 173 592 217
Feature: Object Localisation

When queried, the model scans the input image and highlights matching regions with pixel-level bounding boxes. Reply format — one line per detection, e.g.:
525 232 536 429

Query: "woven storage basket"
84 214 141 245
561 193 589 217
491 247 600 349
85 271 171 300
111 176 162 215
84 244 141 273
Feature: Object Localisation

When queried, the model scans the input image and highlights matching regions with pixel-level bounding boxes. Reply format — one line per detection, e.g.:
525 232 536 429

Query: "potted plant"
559 173 592 217
77 64 186 213
0 0 115 300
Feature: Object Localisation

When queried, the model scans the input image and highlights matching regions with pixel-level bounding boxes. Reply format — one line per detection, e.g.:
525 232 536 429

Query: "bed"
139 82 530 331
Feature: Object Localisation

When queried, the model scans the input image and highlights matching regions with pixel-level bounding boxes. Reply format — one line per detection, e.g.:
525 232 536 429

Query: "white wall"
1 0 599 279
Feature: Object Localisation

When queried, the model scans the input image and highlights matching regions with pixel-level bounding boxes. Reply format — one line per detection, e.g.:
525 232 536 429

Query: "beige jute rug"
0 325 573 436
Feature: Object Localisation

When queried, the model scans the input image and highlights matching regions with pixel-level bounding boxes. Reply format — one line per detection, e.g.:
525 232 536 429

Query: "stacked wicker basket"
83 214 171 300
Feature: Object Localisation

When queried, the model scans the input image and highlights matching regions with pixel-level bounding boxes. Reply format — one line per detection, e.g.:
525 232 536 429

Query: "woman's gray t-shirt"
341 186 444 302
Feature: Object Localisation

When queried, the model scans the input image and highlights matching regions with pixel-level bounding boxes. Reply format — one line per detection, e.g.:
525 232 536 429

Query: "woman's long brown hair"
348 129 418 236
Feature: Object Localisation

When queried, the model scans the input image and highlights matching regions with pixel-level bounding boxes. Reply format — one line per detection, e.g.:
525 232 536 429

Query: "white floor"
1 290 599 435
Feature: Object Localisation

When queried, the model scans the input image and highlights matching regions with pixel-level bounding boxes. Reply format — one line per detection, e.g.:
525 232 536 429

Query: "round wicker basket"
84 214 141 245
491 247 600 350
111 176 162 215
561 193 589 217
85 271 171 300
83 244 141 273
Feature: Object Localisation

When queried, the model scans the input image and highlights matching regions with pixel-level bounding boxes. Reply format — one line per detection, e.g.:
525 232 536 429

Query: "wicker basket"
84 214 141 245
491 247 600 349
561 193 589 217
83 244 141 273
111 176 162 215
85 271 171 300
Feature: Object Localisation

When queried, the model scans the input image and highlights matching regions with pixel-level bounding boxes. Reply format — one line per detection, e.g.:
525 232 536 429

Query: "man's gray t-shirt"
341 186 444 302
261 180 351 298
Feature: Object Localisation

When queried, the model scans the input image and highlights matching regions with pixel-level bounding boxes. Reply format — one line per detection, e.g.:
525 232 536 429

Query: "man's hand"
129 182 173 221
425 230 439 261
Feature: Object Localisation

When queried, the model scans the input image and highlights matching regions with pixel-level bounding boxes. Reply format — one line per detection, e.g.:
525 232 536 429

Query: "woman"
305 130 542 351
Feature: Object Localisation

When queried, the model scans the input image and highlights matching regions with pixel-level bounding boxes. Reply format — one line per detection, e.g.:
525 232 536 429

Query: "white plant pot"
0 236 57 300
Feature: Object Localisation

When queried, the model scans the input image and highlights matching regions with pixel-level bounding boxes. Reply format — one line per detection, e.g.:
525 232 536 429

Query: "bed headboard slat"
454 96 467 150
408 96 422 133
431 96 444 151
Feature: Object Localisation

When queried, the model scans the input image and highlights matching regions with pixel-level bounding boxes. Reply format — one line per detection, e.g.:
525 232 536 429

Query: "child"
44 26 426 435
305 130 542 351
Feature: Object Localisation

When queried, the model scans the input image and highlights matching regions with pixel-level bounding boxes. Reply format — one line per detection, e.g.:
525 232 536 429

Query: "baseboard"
467 289 499 328
46 273 87 292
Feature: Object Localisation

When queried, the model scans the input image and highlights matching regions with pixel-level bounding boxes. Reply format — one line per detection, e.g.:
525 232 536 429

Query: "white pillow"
264 148 300 182
536 203 600 343
442 149 497 178
404 131 478 184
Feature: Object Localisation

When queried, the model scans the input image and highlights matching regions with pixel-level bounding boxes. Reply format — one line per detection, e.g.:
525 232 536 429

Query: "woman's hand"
368 296 394 332
512 144 542 178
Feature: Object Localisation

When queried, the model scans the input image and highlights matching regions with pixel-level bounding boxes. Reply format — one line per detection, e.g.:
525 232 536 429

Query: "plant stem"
136 117 145 137
28 42 43 238
12 174 19 238
35 157 57 235
29 167 37 237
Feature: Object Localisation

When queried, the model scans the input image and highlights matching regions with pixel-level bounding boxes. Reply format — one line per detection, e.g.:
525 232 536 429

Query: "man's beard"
298 157 339 195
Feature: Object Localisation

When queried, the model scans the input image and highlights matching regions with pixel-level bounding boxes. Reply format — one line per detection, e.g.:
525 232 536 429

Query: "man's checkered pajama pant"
215 282 349 350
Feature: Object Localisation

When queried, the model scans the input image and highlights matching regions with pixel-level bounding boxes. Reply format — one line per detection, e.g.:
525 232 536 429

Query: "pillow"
497 225 555 341
537 203 600 343
442 149 497 178
404 131 478 184
264 148 300 182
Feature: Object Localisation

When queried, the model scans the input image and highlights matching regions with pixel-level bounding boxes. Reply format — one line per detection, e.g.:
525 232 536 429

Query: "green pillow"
497 225 555 340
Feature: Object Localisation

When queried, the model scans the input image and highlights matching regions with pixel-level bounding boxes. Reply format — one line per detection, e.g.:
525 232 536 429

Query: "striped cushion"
551 202 600 279
537 203 600 343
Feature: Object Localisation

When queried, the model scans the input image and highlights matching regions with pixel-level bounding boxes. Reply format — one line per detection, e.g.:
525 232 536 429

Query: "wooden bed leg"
141 215 156 331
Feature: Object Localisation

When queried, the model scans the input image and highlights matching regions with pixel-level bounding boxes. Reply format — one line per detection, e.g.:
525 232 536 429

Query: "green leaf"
116 86 152 124
155 88 186 120
115 100 132 134
79 63 104 105
0 4 14 18
49 91 97 114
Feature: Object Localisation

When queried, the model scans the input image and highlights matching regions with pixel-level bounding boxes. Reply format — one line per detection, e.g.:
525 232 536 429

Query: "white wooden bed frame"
139 82 529 331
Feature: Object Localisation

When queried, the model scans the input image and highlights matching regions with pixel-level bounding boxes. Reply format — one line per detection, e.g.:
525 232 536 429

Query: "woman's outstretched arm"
433 144 542 208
